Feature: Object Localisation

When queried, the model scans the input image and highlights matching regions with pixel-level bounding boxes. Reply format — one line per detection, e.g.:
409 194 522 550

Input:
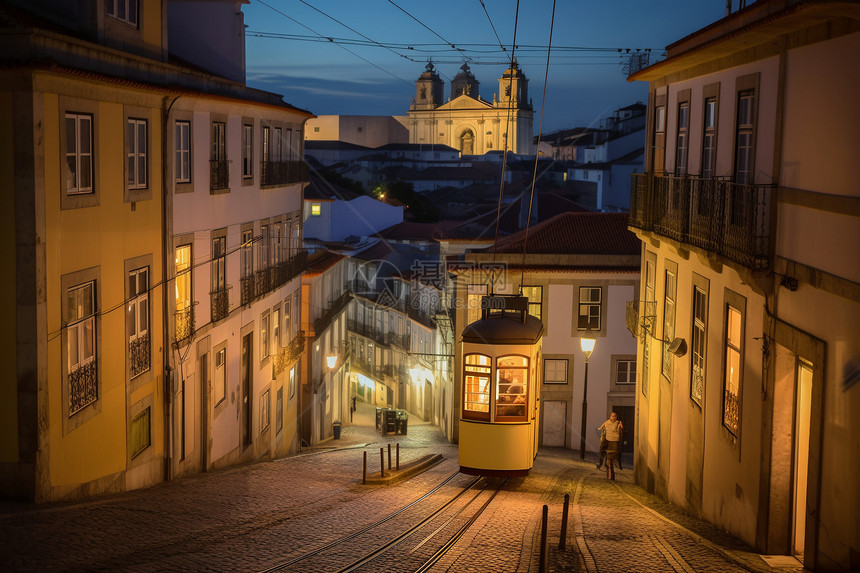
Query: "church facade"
407 62 536 156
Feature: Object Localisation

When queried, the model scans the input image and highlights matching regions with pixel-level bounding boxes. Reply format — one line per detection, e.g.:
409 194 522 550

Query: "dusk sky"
243 1 737 133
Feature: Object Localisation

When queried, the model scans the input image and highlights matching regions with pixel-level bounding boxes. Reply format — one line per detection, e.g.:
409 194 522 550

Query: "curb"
362 453 445 485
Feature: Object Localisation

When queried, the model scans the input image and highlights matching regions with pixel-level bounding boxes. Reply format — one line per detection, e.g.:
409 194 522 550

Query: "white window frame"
261 311 270 361
616 360 636 384
127 266 150 377
106 0 138 26
65 112 94 195
127 118 147 190
578 286 602 331
242 123 253 179
175 120 191 183
214 347 226 405
543 358 568 385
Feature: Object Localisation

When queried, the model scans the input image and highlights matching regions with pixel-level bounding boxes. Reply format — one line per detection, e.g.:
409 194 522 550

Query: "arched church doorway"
460 129 475 155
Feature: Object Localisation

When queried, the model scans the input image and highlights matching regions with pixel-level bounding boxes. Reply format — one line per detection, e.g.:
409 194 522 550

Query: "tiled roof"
493 211 640 255
304 174 362 201
303 250 346 277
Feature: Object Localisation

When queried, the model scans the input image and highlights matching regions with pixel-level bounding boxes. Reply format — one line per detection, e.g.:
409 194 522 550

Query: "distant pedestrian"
596 412 624 474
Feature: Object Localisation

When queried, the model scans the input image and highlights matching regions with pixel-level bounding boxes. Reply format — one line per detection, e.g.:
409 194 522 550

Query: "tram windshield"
496 355 528 419
463 354 491 418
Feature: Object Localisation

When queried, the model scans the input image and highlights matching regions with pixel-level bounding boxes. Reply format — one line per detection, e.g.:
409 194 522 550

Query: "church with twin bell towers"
407 61 535 156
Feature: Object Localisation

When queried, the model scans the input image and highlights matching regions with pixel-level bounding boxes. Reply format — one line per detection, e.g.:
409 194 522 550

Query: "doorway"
241 333 253 447
793 362 812 556
542 400 566 447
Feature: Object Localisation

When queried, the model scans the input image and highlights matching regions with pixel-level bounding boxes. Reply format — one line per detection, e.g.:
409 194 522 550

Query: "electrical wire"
477 0 509 60
520 0 557 287
386 0 470 61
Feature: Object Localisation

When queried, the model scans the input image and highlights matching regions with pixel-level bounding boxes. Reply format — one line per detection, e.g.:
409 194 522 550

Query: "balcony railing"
260 160 308 187
240 276 255 306
630 173 773 270
273 331 305 377
69 360 98 415
175 306 195 343
313 290 352 336
625 300 640 339
255 268 271 298
210 159 229 191
210 288 230 322
129 334 150 378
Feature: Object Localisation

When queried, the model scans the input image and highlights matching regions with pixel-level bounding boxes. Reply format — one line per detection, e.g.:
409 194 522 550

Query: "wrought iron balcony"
313 290 352 336
210 159 229 191
273 330 305 377
129 334 151 378
260 160 308 187
69 360 98 415
630 173 773 270
210 288 230 322
240 275 254 306
625 300 640 339
175 306 195 343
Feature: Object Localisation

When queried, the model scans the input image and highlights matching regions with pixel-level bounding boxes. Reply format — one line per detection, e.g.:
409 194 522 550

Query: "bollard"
362 451 367 485
539 504 548 573
396 443 400 470
380 448 385 478
388 443 392 469
559 493 570 550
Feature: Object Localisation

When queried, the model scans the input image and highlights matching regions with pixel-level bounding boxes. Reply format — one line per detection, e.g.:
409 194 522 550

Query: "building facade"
407 62 535 156
628 1 860 570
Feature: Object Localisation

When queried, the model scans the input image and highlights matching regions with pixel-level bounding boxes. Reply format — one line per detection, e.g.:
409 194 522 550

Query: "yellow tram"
459 295 543 476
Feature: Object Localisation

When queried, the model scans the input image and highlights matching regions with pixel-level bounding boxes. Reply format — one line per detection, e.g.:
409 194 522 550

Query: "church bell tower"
411 61 444 111
497 59 531 110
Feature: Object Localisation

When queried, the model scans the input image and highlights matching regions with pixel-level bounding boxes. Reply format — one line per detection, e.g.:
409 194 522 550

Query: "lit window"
311 203 321 216
691 286 707 407
521 285 542 320
723 306 743 434
496 355 528 420
463 354 491 419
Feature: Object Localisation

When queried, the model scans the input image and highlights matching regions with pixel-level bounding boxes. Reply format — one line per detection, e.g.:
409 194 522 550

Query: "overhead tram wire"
295 0 419 65
490 0 521 285
521 0 557 287
386 0 470 63
254 0 414 87
477 0 510 61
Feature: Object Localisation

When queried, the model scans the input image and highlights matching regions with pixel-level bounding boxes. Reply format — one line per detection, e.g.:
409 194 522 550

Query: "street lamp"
579 338 596 459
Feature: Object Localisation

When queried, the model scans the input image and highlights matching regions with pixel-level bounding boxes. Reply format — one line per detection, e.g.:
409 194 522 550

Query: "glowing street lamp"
326 352 338 370
579 338 596 459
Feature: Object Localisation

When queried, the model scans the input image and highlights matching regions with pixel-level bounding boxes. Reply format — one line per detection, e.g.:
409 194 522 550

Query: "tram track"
260 471 510 573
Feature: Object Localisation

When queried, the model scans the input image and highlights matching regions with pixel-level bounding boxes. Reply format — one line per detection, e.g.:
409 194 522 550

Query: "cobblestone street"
0 405 807 572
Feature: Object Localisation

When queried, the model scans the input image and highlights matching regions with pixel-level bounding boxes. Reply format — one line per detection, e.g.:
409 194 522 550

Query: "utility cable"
521 0 557 288
477 0 510 62
386 0 470 61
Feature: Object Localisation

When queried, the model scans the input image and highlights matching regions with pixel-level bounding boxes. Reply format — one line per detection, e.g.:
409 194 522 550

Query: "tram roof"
461 313 544 345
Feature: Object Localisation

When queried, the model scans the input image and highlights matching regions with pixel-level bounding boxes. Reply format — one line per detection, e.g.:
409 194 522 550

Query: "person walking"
596 412 624 474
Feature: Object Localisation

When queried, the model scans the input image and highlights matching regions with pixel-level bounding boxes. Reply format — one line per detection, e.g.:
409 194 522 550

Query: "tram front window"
463 354 491 420
496 355 528 419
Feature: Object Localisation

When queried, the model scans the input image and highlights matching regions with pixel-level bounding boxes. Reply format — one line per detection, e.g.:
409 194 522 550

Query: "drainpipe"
162 95 180 482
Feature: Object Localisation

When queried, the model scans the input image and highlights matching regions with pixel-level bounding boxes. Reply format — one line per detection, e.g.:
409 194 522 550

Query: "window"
734 90 755 186
578 286 602 331
675 101 689 175
211 122 228 191
65 112 93 195
662 269 676 381
242 124 253 178
214 347 226 405
544 358 568 384
289 365 296 399
274 127 282 162
130 407 150 458
67 280 97 414
702 97 717 179
106 0 138 26
261 312 270 360
691 286 708 407
283 299 292 341
723 305 743 435
175 120 191 183
463 354 491 419
241 228 254 305
311 203 321 216
642 255 656 397
466 284 488 325
520 285 542 320
127 118 147 189
276 386 284 432
272 307 281 353
260 389 270 432
175 245 193 340
616 360 636 384
127 266 150 377
653 103 665 172
211 235 228 322
292 220 301 254
259 224 270 272
496 355 528 419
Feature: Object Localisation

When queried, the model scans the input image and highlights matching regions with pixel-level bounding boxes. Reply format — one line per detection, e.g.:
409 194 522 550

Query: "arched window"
460 130 474 155
463 353 491 420
496 355 528 420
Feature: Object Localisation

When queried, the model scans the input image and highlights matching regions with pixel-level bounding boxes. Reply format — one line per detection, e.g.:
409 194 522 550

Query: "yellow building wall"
0 91 18 463
42 85 164 495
